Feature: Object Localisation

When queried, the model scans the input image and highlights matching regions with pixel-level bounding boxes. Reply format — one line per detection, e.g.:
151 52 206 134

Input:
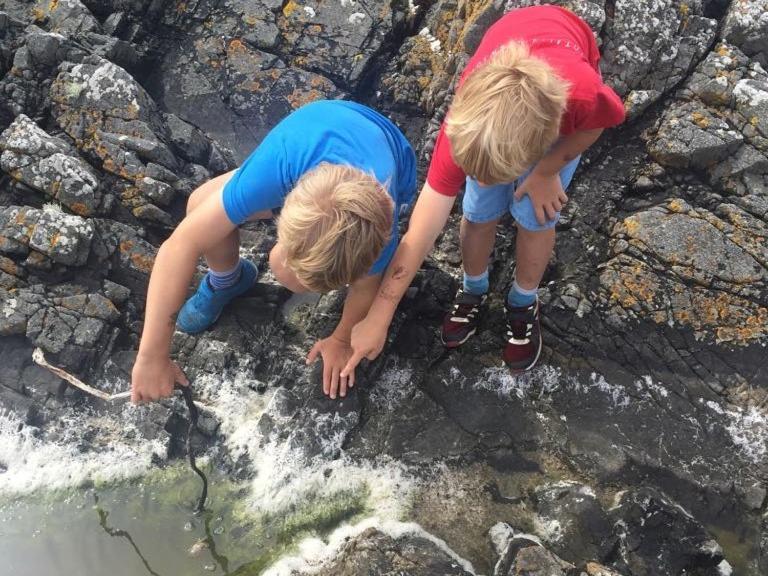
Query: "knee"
186 185 206 215
269 245 310 294
461 217 497 239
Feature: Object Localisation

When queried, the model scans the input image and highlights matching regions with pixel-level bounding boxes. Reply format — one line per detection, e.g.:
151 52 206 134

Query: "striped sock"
507 278 538 307
207 260 243 291
463 269 489 296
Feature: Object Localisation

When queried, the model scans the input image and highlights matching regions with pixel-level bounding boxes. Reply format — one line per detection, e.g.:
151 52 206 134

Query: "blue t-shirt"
222 100 416 275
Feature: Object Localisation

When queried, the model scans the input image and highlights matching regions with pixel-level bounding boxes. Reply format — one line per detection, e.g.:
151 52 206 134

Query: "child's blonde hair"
277 163 393 292
446 41 569 184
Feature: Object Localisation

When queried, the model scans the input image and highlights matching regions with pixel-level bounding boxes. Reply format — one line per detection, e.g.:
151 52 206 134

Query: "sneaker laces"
450 292 484 323
506 304 536 345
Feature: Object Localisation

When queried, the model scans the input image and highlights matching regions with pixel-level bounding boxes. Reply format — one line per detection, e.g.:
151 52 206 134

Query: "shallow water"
0 465 368 576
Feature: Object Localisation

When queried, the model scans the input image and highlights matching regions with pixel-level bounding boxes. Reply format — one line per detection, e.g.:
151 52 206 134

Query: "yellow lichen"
691 111 710 129
282 0 299 18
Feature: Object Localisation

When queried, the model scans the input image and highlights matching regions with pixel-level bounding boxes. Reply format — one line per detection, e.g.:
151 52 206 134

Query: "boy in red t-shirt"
341 5 625 376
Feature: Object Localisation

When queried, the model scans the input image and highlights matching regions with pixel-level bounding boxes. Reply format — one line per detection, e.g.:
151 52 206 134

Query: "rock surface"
0 0 766 575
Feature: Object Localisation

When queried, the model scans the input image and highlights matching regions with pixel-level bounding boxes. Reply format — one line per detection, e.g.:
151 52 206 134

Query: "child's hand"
307 334 356 399
513 171 568 225
131 354 188 404
340 317 387 379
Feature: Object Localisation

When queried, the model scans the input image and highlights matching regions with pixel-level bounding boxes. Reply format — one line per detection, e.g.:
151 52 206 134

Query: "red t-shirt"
427 5 626 196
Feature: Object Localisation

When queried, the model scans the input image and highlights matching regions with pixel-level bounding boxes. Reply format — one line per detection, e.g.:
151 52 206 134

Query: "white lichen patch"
348 12 366 24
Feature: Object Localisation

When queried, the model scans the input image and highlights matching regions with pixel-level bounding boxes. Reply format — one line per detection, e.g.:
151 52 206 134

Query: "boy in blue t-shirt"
130 100 416 403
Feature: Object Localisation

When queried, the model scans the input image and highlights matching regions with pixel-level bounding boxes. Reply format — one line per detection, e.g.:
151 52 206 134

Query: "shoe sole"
505 331 542 373
441 327 477 349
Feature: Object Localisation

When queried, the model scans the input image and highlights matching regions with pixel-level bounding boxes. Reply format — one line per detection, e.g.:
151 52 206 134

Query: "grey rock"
721 0 768 66
0 114 101 215
0 205 94 266
602 0 717 105
648 101 744 170
33 0 101 37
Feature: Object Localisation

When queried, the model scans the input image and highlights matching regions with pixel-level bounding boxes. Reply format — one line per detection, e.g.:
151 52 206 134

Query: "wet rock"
532 481 615 565
0 114 101 215
296 527 474 576
493 532 575 576
609 487 726 575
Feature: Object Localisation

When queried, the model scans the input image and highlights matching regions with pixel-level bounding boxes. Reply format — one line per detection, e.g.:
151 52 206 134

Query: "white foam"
0 406 164 497
723 405 768 462
262 518 476 575
193 369 419 520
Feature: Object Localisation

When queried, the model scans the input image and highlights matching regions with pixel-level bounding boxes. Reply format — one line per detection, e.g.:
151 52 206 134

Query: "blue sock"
208 260 243 290
463 269 489 296
507 279 538 307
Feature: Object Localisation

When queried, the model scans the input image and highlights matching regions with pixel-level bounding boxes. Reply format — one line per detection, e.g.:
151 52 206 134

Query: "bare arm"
340 183 456 375
515 128 604 224
534 128 604 176
132 188 238 402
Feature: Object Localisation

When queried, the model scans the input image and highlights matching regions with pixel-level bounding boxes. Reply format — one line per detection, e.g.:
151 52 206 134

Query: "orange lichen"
284 88 324 109
227 39 248 55
70 202 90 216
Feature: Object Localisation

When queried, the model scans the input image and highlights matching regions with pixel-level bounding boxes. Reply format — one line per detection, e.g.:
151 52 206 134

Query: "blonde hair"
277 163 394 292
446 41 569 184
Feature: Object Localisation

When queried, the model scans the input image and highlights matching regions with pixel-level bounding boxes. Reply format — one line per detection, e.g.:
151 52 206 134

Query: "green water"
0 465 368 576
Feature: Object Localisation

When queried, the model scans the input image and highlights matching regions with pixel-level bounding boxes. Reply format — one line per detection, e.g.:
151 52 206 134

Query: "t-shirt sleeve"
425 124 466 196
572 84 626 132
221 137 291 225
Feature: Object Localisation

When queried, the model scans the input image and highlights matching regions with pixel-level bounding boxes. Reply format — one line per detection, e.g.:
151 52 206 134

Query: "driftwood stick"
32 347 131 402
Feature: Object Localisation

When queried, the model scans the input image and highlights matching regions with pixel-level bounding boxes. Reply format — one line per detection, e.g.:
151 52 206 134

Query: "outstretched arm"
131 188 238 403
306 272 382 399
340 183 456 376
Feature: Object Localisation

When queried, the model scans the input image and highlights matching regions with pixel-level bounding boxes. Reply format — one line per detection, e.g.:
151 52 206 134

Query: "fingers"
330 366 340 399
340 351 365 379
172 362 189 387
544 202 558 221
306 341 321 365
323 361 331 397
534 202 547 225
348 367 355 389
558 190 568 204
513 183 525 201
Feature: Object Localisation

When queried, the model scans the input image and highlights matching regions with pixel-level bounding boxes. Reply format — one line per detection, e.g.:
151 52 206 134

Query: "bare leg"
514 225 555 290
186 171 240 272
460 216 499 276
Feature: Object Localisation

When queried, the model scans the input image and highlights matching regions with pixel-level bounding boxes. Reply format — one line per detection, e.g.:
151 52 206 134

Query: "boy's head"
275 163 393 293
446 41 569 185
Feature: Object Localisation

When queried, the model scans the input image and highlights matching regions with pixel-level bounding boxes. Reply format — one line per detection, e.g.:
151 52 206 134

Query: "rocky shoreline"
0 0 766 574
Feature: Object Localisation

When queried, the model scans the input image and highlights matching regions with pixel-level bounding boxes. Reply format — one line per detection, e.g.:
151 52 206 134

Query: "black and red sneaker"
441 290 487 348
503 300 542 371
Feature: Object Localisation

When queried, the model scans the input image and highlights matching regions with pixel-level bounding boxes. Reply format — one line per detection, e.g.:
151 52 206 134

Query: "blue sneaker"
176 260 258 334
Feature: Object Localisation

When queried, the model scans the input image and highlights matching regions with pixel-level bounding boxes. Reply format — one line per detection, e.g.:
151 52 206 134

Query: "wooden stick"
32 347 131 402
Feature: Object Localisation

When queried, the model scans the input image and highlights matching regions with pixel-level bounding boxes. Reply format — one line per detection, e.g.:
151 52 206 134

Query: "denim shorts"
462 154 581 230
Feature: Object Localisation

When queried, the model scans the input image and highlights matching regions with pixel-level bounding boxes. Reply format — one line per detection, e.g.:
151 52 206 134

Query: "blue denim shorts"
462 155 581 230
